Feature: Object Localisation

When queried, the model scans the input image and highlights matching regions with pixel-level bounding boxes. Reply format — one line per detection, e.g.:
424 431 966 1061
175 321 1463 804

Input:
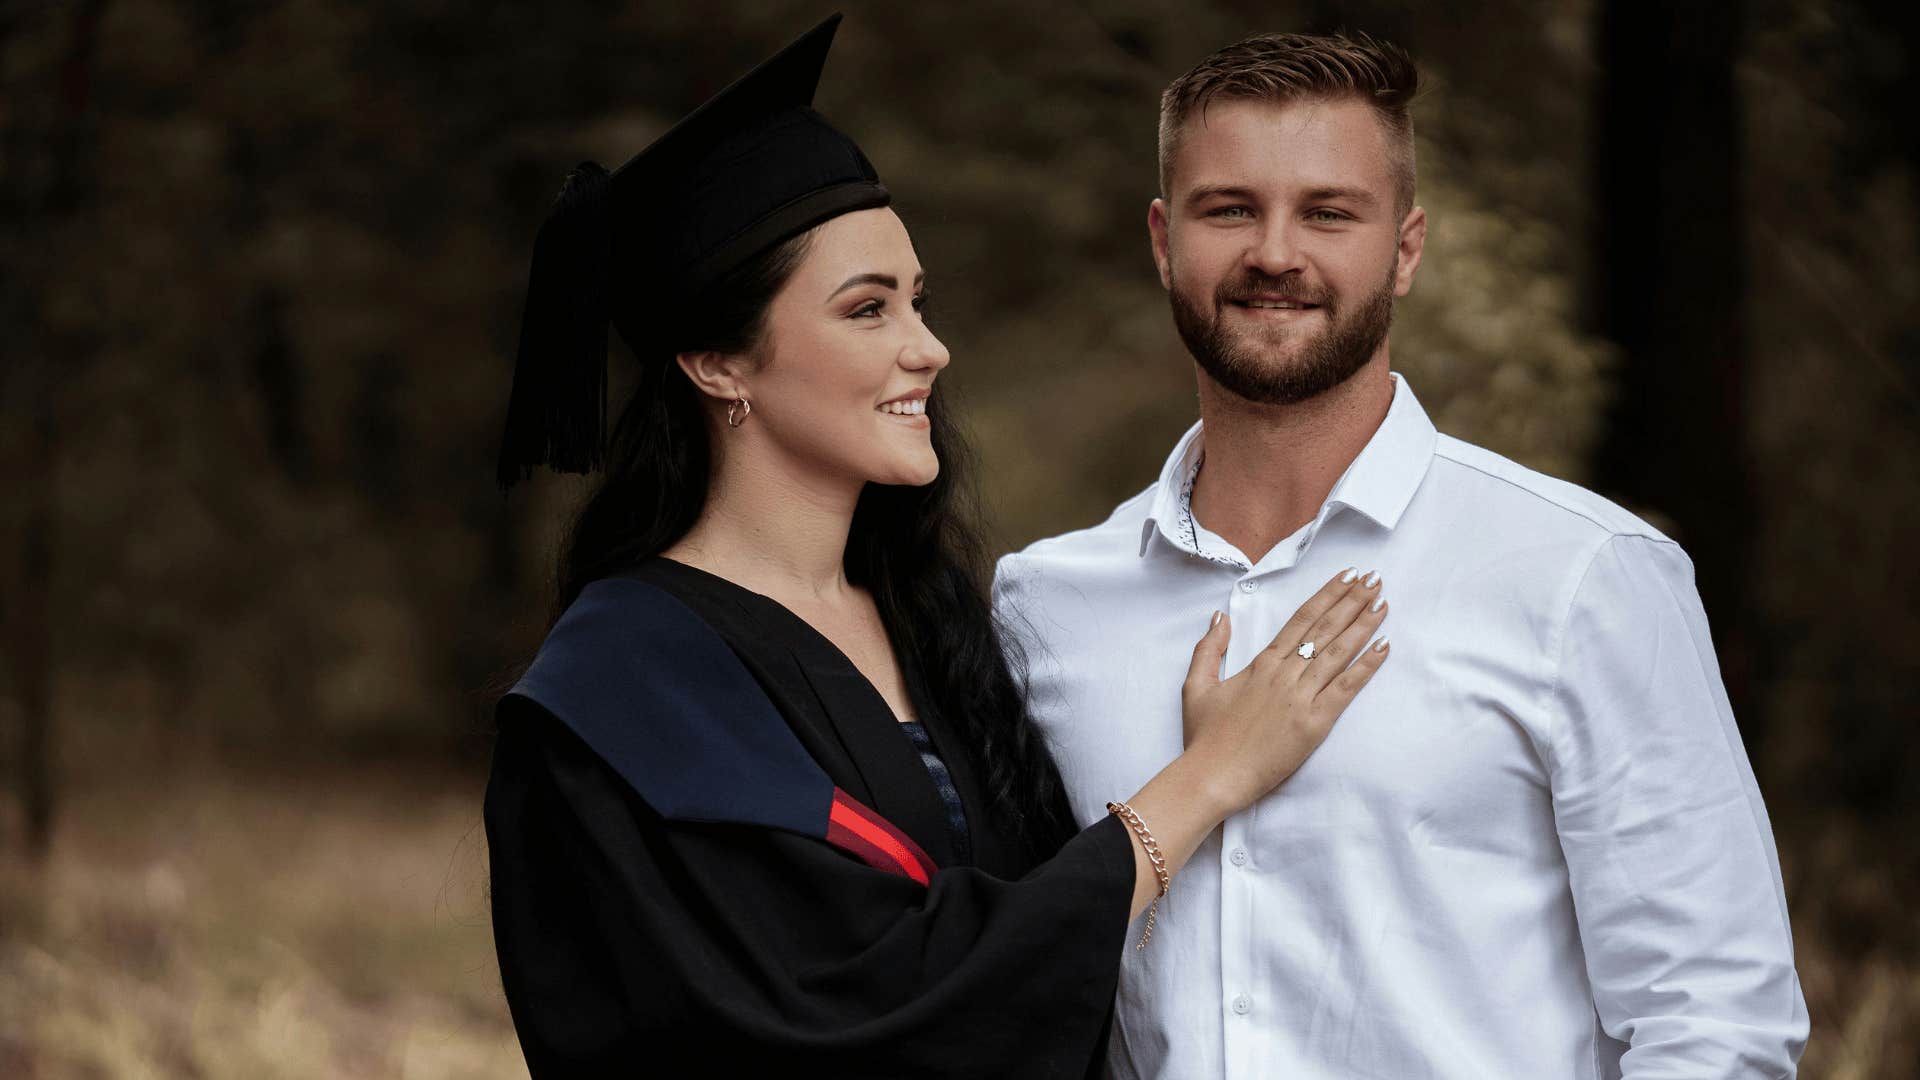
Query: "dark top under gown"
484 557 1137 1078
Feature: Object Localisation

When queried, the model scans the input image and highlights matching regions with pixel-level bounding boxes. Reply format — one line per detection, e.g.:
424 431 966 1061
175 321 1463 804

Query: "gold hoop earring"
727 398 752 428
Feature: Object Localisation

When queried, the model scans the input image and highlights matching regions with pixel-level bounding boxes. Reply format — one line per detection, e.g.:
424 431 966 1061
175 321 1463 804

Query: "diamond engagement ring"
1296 642 1317 661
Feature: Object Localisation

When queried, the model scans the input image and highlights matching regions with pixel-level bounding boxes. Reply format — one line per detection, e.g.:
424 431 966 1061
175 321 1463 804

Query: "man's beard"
1168 261 1397 406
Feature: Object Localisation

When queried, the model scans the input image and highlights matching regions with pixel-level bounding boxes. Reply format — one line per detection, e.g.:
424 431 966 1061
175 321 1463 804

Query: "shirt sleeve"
990 552 1033 646
1545 533 1808 1077
991 552 1053 684
484 700 1135 1079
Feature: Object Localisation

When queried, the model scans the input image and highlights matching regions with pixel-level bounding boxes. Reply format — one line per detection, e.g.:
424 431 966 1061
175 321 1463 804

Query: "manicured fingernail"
1363 570 1381 588
1372 637 1390 652
1370 597 1385 613
1211 610 1223 628
1340 567 1359 583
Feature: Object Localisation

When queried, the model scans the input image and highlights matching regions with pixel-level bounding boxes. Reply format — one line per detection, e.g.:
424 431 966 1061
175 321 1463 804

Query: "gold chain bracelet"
1107 800 1170 950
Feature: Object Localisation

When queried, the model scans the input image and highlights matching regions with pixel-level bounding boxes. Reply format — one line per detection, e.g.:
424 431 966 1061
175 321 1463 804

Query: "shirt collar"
1139 373 1439 558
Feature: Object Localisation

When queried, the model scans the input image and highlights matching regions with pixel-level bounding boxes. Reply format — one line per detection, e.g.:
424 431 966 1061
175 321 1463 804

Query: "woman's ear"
675 350 749 403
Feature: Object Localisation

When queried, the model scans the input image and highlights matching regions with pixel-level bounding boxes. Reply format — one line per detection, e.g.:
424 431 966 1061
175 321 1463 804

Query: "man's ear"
1148 198 1173 291
675 350 749 403
1393 205 1427 297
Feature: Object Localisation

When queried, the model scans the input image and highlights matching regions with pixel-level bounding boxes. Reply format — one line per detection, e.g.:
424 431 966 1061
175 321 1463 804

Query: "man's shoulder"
997 484 1157 577
991 486 1162 632
1429 433 1676 549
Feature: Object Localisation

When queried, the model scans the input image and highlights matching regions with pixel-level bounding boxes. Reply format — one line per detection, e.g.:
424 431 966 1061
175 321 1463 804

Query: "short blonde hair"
1158 30 1420 215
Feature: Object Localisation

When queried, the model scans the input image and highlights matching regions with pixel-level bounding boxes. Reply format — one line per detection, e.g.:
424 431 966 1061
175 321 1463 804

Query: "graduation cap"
497 13 888 488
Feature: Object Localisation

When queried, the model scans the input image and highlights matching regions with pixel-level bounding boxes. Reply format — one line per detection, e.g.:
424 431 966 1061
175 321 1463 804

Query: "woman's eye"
852 300 884 318
911 293 931 318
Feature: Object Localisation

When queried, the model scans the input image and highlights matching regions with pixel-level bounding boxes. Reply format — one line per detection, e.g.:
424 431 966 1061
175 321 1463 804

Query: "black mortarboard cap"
497 13 888 488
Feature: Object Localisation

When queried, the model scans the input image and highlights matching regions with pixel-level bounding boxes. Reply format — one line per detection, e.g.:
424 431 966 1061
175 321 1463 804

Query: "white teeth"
1247 299 1306 310
878 399 925 415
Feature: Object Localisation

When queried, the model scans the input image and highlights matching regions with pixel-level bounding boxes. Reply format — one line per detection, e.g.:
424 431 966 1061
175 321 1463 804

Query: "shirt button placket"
1220 569 1257 1077
1219 804 1254 1076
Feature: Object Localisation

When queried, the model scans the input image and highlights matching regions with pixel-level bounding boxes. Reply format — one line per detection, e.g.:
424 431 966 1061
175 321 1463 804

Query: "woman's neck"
663 441 863 602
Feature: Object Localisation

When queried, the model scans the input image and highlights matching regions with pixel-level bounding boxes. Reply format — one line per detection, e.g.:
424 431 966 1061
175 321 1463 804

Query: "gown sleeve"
484 698 1138 1079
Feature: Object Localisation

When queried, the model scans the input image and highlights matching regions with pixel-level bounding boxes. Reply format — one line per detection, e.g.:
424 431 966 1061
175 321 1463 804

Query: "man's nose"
1245 221 1306 278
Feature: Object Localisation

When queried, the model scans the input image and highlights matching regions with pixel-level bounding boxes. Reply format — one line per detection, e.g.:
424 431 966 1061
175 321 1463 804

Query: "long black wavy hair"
555 226 1077 860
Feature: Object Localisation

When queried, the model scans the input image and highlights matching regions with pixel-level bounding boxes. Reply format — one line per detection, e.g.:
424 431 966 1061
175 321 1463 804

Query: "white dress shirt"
994 375 1806 1079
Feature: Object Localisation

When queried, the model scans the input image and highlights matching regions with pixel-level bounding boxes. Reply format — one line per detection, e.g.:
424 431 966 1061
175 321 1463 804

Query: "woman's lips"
876 398 930 428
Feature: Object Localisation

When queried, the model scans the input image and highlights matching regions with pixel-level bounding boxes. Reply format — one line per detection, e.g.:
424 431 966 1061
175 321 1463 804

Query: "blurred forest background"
2 0 1915 1076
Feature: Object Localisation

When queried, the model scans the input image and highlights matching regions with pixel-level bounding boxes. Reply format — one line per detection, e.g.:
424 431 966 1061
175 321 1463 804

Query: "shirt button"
1229 847 1248 866
1238 580 1257 593
1232 994 1252 1015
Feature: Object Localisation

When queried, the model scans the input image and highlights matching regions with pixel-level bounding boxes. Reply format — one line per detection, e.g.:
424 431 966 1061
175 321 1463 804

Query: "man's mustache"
1216 272 1334 309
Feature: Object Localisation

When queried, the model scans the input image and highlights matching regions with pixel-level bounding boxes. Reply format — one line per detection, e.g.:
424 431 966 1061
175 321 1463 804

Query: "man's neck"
1189 353 1395 566
664 442 861 604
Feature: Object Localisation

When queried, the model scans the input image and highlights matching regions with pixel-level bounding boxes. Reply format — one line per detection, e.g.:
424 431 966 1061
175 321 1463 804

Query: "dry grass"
1780 812 1920 1080
0 756 524 1079
0 753 1912 1077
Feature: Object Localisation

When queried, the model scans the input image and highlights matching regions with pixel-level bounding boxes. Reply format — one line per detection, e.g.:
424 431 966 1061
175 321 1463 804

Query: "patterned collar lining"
1175 452 1249 570
1143 375 1439 562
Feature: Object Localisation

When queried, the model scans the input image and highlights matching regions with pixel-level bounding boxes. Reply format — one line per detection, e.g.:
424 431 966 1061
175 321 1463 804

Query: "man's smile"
1228 296 1324 318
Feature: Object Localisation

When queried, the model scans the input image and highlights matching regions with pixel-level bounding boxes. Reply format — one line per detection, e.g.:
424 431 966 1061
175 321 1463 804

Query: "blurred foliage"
1 0 1915 1076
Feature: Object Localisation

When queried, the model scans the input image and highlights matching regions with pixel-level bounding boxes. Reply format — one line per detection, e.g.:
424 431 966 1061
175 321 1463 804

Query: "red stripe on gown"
825 788 936 885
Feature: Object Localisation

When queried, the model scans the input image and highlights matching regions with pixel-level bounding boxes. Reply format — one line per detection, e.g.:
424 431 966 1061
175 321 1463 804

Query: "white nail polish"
1370 597 1385 613
1363 570 1381 588
1340 567 1358 584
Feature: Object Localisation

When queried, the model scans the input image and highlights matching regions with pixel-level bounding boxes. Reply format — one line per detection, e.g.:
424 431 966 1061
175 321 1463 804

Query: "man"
994 31 1806 1078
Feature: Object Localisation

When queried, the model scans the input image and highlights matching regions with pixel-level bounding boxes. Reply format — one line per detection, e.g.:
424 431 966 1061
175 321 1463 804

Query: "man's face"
1149 96 1425 405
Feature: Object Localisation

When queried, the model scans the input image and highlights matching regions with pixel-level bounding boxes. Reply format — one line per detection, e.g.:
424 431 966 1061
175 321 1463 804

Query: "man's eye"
1211 206 1252 219
1309 209 1348 224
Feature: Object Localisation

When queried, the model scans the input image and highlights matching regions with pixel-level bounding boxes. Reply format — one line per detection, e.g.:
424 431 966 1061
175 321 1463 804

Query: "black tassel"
496 161 613 489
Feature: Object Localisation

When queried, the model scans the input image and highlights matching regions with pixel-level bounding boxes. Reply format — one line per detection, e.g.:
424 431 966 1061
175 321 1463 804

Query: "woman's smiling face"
740 207 949 489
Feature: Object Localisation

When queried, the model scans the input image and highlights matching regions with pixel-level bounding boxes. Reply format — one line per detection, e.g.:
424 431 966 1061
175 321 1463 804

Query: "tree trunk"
1591 1 1758 743
1 0 107 856
16 398 57 857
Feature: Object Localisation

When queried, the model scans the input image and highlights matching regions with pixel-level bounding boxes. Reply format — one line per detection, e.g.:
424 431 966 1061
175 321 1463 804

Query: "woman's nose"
903 322 951 372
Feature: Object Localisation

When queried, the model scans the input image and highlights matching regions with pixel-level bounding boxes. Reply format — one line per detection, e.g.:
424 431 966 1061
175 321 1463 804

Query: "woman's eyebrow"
826 270 926 301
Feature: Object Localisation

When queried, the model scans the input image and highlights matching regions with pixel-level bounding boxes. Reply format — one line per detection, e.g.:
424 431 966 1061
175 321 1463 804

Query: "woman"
484 16 1391 1077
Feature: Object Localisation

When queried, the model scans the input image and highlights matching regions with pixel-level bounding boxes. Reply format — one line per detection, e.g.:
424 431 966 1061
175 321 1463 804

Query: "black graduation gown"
484 558 1137 1078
